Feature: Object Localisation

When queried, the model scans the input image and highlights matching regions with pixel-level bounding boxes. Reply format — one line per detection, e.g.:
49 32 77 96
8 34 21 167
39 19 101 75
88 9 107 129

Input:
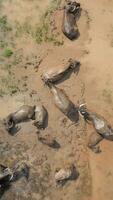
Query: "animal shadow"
0 184 10 199
43 110 49 130
67 106 79 123
73 8 82 40
12 164 30 181
0 164 30 198
38 135 61 149
8 125 21 136
52 140 61 149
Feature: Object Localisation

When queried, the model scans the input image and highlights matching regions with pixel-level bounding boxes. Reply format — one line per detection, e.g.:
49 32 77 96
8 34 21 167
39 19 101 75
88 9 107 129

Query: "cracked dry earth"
0 0 113 200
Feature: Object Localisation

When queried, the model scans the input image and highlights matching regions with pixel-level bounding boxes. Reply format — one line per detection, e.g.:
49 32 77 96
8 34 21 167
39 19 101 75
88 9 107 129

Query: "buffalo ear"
77 3 80 7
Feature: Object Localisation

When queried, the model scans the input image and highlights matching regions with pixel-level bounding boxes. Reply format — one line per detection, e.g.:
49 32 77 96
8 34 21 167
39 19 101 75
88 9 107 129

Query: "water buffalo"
48 84 79 122
4 105 36 132
62 1 81 40
41 59 80 85
79 104 113 152
55 164 78 185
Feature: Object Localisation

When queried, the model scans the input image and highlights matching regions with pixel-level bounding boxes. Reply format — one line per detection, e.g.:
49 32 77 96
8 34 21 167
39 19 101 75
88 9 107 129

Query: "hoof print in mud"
62 1 81 40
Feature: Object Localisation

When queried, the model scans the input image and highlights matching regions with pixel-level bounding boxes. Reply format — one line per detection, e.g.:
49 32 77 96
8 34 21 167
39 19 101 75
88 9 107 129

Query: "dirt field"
0 0 113 199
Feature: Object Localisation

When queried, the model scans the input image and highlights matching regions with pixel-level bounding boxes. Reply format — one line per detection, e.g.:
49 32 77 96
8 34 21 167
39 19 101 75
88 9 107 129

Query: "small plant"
0 40 7 48
0 15 12 32
8 85 19 94
2 48 13 57
0 89 6 97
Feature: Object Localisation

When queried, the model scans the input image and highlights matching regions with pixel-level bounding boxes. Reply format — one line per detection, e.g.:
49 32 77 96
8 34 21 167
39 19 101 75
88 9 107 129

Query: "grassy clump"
8 84 19 94
2 48 13 57
0 40 8 48
0 15 12 32
0 48 23 73
15 21 32 37
0 75 19 95
0 89 6 97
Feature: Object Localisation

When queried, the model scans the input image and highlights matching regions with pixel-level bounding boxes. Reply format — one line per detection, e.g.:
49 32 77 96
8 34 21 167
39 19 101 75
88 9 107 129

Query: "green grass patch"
2 48 13 57
0 15 12 32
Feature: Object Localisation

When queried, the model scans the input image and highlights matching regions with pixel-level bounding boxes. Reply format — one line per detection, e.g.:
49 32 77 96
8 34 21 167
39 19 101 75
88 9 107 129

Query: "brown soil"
0 0 113 200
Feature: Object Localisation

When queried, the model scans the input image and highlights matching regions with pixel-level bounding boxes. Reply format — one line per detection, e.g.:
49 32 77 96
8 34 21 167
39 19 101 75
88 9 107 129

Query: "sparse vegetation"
2 48 13 57
0 1 93 200
0 88 6 97
14 0 64 46
102 89 113 103
0 40 8 48
34 0 63 45
15 20 32 37
0 0 64 97
0 49 24 74
0 15 12 32
12 52 23 65
3 63 12 71
0 74 20 95
8 84 19 94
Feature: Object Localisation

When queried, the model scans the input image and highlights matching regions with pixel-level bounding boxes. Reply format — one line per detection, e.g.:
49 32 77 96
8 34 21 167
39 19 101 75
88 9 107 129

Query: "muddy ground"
0 0 113 200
